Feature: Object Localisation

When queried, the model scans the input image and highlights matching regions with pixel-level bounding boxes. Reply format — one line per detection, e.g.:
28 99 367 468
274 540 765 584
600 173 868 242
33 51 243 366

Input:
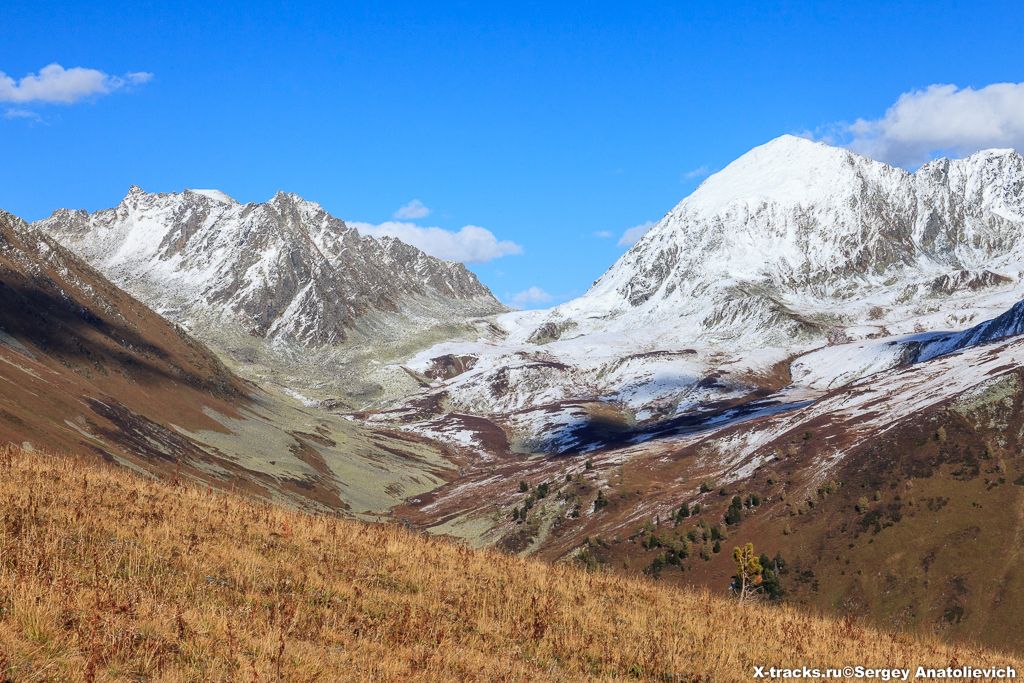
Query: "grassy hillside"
0 446 1018 682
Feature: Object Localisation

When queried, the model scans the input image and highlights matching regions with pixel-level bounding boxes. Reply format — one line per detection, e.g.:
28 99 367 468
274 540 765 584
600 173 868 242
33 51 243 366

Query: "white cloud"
4 108 43 123
843 82 1024 166
393 199 430 220
593 229 614 239
352 220 522 264
683 165 710 180
509 286 553 308
0 64 153 104
617 220 655 247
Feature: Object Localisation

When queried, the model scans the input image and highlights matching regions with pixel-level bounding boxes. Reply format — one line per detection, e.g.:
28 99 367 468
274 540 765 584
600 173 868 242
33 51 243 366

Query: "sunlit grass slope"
0 446 1017 682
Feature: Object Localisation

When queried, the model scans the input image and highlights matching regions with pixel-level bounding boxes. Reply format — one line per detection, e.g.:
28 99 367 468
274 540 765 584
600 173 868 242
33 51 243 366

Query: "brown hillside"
0 209 247 464
0 446 1019 682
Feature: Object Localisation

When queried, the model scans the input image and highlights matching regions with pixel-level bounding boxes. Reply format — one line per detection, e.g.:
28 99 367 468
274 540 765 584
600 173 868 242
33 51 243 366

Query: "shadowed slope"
0 209 247 457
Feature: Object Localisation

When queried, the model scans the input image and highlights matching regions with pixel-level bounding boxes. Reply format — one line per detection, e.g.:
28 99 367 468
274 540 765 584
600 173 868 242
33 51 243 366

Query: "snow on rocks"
35 188 504 347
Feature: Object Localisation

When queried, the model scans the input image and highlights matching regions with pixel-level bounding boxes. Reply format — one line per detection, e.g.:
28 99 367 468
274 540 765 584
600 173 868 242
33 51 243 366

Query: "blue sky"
3 1 1023 307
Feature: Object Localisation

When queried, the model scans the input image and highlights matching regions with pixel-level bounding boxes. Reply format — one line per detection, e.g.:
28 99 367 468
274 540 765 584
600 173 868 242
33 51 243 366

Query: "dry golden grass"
0 446 1019 682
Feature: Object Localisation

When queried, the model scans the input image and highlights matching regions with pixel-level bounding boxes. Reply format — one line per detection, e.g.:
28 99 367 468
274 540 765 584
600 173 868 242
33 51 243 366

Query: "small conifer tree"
732 542 763 602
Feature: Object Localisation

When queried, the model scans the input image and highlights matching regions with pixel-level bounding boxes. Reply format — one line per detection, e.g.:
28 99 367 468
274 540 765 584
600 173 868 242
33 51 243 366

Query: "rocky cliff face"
36 188 505 347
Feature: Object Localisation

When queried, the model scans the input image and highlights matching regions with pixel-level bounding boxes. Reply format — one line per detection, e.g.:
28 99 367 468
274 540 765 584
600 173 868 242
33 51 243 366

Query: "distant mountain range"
37 187 504 346
571 134 1024 341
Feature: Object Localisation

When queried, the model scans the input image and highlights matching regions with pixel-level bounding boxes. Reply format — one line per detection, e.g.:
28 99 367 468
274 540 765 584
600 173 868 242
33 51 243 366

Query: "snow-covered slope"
36 187 505 347
391 137 1024 449
688 332 1024 490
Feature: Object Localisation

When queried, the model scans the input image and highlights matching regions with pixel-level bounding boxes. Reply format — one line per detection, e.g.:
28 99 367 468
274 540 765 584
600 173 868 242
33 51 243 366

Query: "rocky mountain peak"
268 190 312 209
184 188 239 205
680 135 902 218
35 188 505 347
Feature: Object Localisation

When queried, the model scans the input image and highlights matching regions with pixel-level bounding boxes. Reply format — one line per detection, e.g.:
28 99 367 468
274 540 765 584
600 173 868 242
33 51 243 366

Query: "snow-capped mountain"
36 187 504 347
557 134 1024 344
391 136 1024 450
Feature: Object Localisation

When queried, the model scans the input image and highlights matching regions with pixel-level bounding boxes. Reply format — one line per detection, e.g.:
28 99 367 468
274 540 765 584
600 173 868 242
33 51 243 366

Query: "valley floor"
0 446 1019 682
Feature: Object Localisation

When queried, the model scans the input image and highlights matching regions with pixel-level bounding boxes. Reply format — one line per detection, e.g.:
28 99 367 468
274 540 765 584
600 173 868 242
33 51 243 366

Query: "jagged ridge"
36 187 506 346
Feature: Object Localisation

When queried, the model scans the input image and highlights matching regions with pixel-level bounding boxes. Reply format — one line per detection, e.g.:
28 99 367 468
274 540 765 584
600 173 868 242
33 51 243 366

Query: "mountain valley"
7 134 1024 652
